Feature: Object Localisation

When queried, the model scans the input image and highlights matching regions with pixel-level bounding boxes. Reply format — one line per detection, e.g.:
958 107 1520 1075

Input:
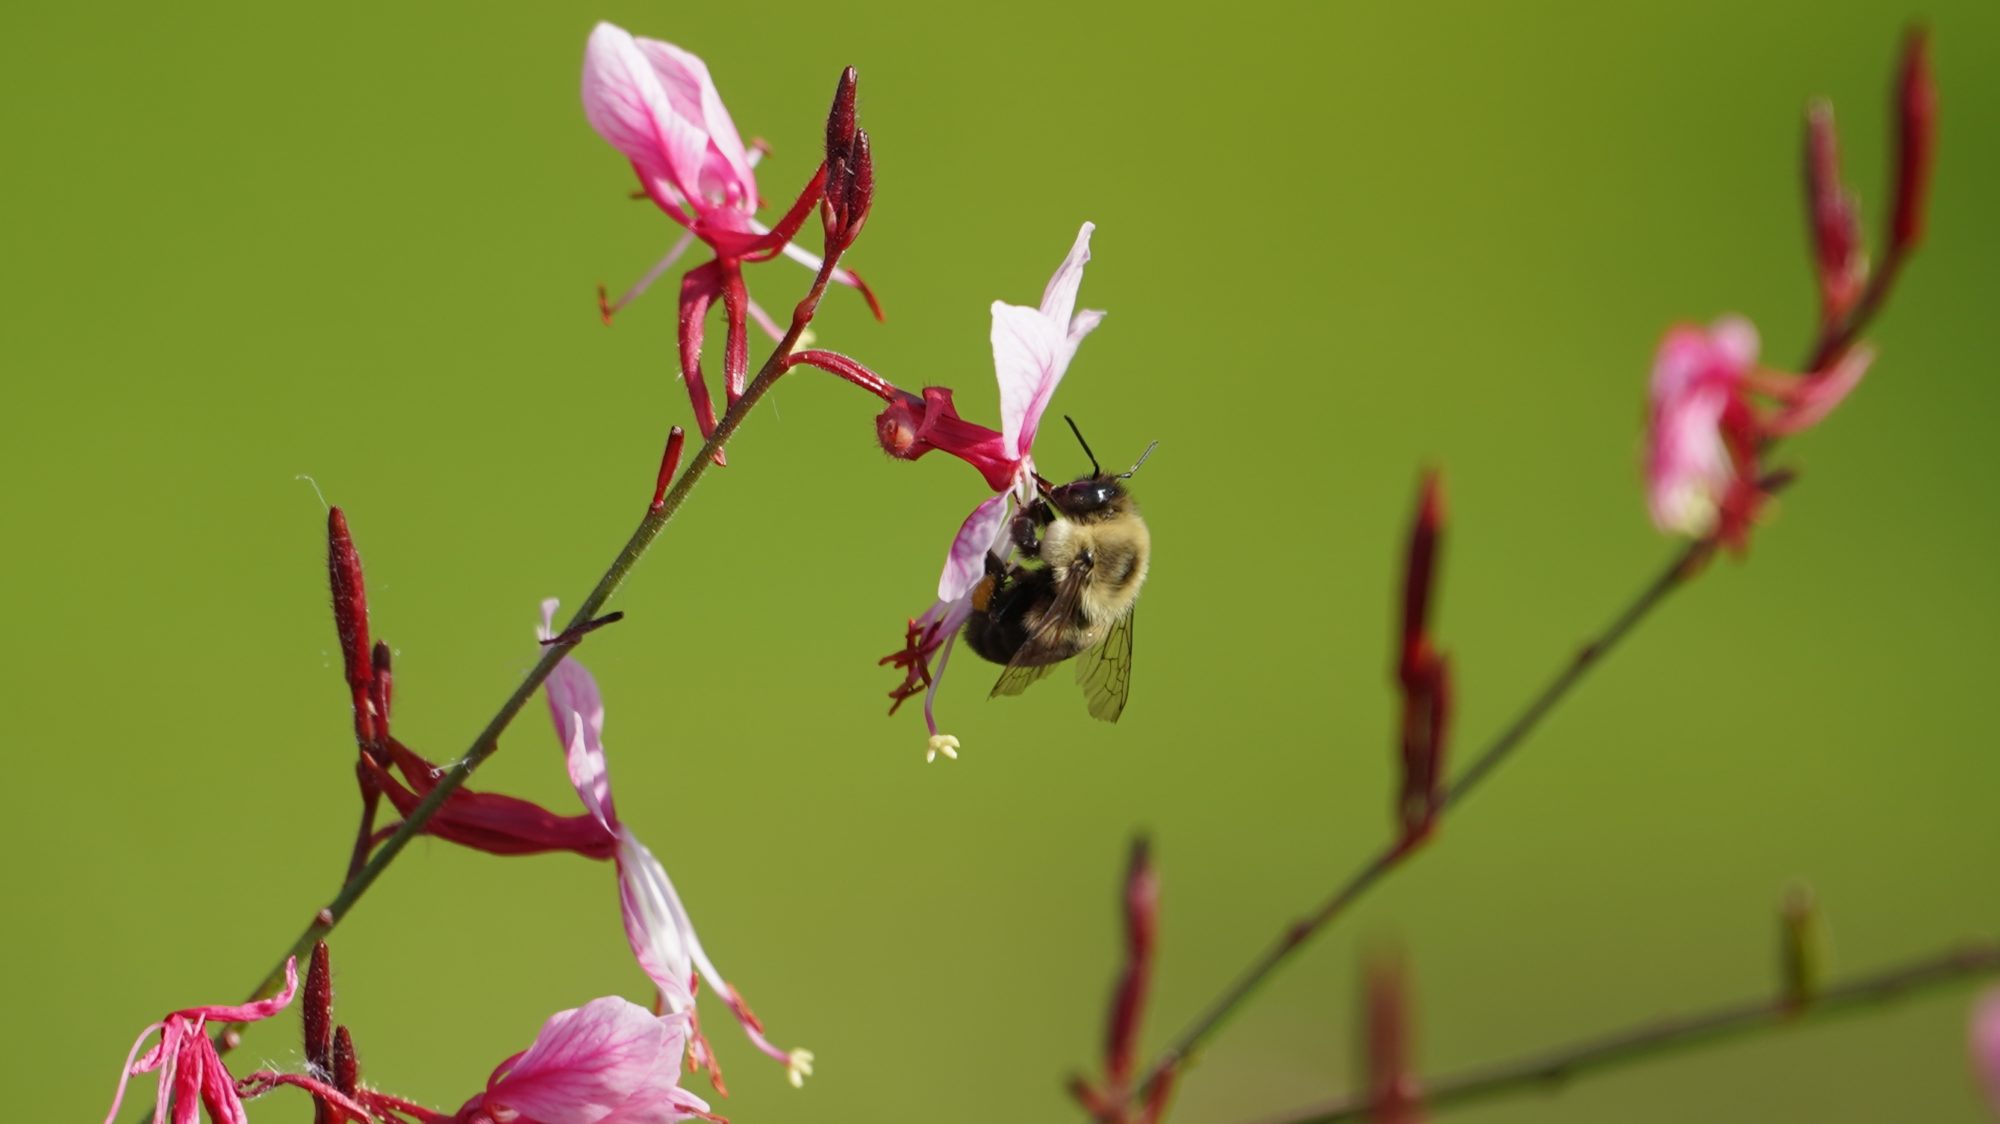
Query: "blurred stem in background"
1097 28 1949 1120
1262 940 2000 1123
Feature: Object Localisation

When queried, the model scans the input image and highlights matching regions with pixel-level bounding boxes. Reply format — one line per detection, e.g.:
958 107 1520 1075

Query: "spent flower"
538 601 812 1090
103 958 299 1124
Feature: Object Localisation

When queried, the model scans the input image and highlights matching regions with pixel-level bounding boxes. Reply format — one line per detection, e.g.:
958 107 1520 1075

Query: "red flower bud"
326 508 374 745
1106 836 1159 1091
651 425 686 513
1362 952 1424 1124
303 940 333 1074
1891 28 1936 255
331 1026 358 1095
826 66 858 167
1395 472 1450 844
1803 101 1864 323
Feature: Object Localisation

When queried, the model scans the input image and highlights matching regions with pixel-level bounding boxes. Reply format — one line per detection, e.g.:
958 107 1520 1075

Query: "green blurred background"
5 0 1997 1119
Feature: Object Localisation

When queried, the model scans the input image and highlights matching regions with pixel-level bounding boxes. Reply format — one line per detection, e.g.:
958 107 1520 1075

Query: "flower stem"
167 254 846 1093
1253 939 2000 1123
1130 512 1771 1101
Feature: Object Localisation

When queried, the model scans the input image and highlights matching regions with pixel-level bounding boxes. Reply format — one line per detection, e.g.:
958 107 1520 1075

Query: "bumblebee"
964 421 1154 721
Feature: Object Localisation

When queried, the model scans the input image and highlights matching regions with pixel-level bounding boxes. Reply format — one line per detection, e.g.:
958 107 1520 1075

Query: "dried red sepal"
365 737 617 860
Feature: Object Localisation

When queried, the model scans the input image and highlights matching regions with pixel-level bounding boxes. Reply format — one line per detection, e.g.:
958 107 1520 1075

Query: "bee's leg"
1010 502 1049 557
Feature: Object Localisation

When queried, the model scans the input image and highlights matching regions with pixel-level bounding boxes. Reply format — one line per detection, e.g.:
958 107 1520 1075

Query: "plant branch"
166 251 849 1095
1254 938 2000 1123
1132 525 1734 1100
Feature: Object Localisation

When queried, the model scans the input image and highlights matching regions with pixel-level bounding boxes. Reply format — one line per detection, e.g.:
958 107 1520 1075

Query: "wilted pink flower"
361 734 617 860
1644 317 1869 549
582 23 879 447
538 602 812 1090
873 222 1104 759
452 997 716 1124
103 957 299 1124
1975 988 2000 1117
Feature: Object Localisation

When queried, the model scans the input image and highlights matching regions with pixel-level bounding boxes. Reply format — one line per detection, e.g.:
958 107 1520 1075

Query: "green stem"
1257 939 2000 1123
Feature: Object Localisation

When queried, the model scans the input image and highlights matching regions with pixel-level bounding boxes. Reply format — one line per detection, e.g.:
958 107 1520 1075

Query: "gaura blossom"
538 601 813 1091
582 23 880 446
1644 316 1871 549
239 997 717 1124
452 997 717 1124
1975 988 2000 1117
102 957 299 1124
870 221 1105 760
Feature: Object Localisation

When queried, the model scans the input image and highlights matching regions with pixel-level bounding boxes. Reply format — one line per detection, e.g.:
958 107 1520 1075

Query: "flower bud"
326 508 374 744
1106 836 1159 1090
1803 102 1864 322
303 940 334 1075
1891 28 1936 254
1779 882 1826 1015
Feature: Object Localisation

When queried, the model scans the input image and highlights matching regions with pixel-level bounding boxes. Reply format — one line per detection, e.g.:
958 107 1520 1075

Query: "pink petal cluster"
453 997 716 1124
1645 317 1761 539
103 958 299 1124
538 601 812 1090
874 222 1104 759
581 23 878 448
582 25 759 234
1644 317 1870 548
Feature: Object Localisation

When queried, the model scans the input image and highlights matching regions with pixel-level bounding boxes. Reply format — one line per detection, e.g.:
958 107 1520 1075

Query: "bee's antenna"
1120 440 1160 479
1064 415 1102 477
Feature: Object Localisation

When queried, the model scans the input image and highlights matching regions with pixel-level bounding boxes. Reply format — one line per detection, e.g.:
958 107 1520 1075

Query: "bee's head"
1048 474 1129 518
1052 417 1158 519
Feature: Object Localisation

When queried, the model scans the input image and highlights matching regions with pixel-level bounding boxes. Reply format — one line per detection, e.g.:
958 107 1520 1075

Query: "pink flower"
452 997 716 1124
582 23 879 448
1975 988 2000 1117
538 602 812 1091
873 222 1104 759
1644 317 1869 549
1646 316 1759 539
103 957 299 1124
582 24 758 236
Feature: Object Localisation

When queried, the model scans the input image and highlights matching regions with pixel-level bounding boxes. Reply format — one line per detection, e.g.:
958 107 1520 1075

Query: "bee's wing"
991 660 1057 697
989 560 1093 699
1074 609 1134 722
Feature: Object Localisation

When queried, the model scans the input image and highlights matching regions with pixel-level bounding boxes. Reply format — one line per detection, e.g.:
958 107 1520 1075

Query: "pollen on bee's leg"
926 734 960 763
